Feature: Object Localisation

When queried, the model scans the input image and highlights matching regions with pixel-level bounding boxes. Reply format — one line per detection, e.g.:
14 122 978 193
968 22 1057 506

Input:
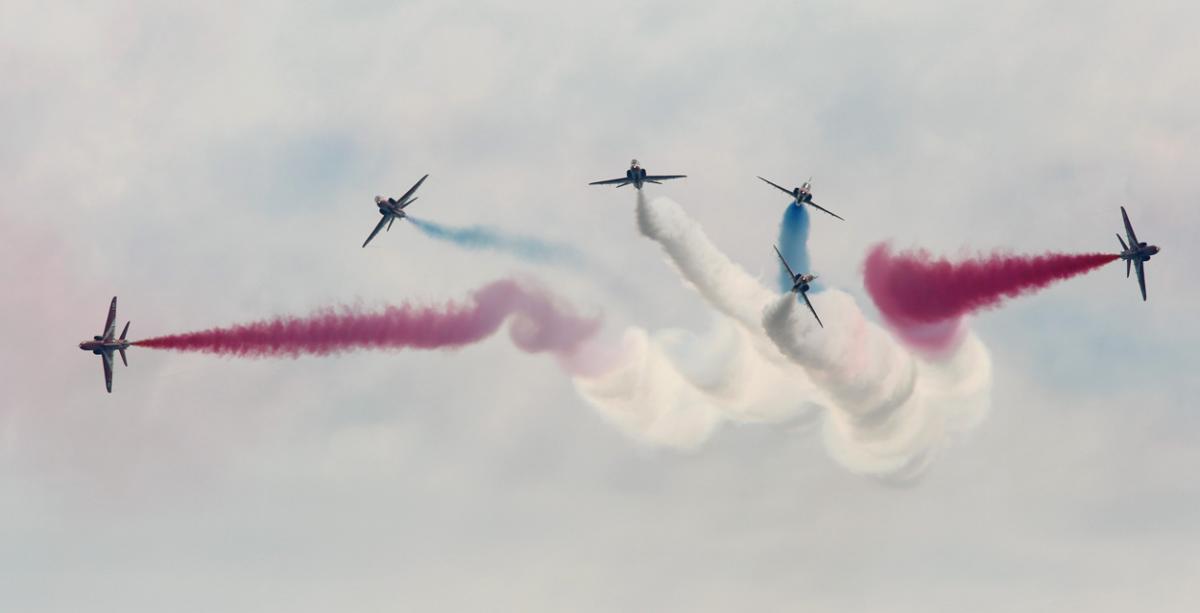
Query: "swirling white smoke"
573 194 992 481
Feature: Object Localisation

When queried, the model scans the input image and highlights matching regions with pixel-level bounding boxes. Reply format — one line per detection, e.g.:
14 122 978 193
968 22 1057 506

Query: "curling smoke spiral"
575 194 992 481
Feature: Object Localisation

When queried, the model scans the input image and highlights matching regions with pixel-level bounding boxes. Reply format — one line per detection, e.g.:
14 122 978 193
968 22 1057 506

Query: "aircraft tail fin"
118 348 128 367
119 321 130 341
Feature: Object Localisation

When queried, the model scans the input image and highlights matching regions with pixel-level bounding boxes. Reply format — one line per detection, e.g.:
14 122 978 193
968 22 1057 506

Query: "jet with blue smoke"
408 216 587 268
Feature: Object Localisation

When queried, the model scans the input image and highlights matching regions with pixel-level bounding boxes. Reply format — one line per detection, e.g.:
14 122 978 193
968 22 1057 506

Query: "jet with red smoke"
78 296 132 393
1116 205 1161 301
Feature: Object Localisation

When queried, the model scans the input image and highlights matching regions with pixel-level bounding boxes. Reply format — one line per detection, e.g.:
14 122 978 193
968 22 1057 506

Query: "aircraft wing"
1134 258 1147 301
588 177 630 186
773 245 796 279
801 291 824 328
757 176 794 197
362 215 391 248
1121 206 1138 245
101 351 114 393
806 200 846 221
644 174 686 182
397 174 429 206
103 297 118 340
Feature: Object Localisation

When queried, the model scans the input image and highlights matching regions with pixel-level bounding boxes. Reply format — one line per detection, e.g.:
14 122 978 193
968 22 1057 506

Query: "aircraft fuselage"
789 184 814 205
379 201 407 218
791 274 817 293
1121 243 1159 263
626 165 648 190
79 339 129 353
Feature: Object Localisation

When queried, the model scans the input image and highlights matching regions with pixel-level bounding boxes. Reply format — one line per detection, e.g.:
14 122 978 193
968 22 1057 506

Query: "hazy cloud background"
2 1 1198 610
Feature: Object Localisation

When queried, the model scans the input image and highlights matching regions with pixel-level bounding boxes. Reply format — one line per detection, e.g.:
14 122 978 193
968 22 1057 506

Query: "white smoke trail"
573 315 822 449
573 194 824 448
575 194 992 480
632 193 829 421
573 328 725 449
762 291 992 481
570 194 827 449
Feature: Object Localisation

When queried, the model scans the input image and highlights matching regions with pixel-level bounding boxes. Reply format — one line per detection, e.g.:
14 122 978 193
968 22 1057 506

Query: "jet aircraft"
363 174 429 248
78 296 131 393
774 245 823 328
589 159 685 190
1116 205 1160 301
757 176 844 221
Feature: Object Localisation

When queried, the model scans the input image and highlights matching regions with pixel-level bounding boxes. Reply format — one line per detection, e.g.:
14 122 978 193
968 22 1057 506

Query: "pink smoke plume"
864 244 1118 352
135 279 611 373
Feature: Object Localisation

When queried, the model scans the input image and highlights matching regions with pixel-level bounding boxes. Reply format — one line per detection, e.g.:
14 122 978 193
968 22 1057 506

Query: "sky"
3 0 1200 611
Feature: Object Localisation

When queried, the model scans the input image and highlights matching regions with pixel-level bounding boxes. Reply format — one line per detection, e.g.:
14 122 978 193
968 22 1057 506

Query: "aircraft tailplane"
1126 259 1131 278
120 321 130 341
119 348 128 367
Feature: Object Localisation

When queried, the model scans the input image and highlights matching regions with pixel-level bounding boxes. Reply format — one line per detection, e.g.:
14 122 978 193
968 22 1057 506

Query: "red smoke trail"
864 244 1117 351
135 280 602 364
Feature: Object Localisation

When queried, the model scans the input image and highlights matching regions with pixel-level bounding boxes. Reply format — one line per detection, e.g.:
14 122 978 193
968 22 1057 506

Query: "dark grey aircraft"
363 174 428 248
589 159 685 190
774 245 823 328
1116 205 1160 301
78 296 131 393
757 176 844 221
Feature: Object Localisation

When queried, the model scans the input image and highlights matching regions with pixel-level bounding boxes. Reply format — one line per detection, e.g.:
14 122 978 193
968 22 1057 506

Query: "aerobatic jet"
78 296 131 393
1116 205 1161 301
589 159 685 190
757 176 844 221
362 173 429 248
774 245 823 328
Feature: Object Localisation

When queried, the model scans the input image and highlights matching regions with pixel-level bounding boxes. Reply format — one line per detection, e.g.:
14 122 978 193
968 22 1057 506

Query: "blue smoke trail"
408 217 587 268
777 203 823 293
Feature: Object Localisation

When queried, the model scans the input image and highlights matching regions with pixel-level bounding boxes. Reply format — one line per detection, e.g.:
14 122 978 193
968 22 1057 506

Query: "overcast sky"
3 1 1199 611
